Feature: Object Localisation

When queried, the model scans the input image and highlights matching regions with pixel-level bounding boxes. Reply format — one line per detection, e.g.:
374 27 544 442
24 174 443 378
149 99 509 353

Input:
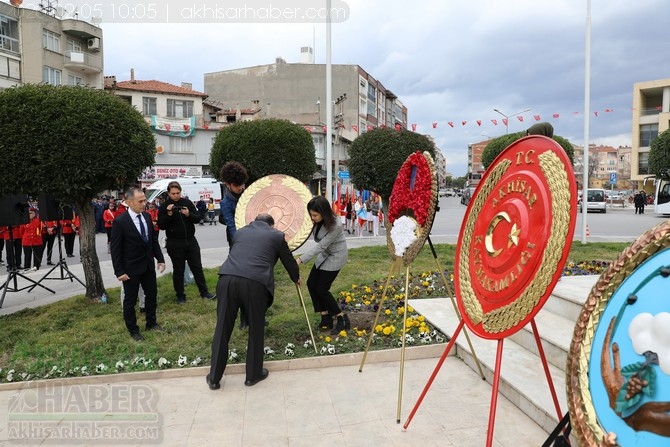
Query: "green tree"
347 128 436 204
0 85 156 300
452 176 467 189
481 132 574 169
209 119 317 184
649 129 670 180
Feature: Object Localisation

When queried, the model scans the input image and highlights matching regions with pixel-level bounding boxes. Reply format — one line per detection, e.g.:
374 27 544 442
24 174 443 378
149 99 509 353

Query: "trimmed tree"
347 128 436 205
649 128 670 180
481 133 575 169
0 84 156 300
209 119 317 184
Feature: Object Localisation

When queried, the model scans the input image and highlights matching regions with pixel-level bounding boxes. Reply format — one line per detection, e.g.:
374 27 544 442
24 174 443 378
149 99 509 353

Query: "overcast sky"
88 0 670 176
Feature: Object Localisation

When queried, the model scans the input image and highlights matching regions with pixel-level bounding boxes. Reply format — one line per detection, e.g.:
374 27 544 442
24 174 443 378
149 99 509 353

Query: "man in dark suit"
207 213 300 390
111 187 166 341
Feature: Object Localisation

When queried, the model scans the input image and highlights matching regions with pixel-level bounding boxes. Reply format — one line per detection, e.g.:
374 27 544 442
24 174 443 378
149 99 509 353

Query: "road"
58 197 666 268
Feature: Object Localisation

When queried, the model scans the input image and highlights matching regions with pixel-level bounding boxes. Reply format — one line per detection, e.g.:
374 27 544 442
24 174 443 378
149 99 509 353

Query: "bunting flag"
491 119 498 125
367 125 373 131
352 125 358 132
553 113 560 118
448 122 454 128
432 122 437 128
517 116 524 122
411 123 417 131
461 121 467 126
502 118 508 126
594 111 599 117
604 109 614 112
476 120 482 126
534 115 541 121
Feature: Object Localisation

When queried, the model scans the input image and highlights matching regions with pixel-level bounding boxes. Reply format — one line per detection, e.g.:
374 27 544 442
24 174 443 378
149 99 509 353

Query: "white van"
578 188 607 213
145 177 223 211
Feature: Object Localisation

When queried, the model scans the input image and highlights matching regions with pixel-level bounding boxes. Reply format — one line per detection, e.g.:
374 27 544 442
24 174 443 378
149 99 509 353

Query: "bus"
653 177 670 215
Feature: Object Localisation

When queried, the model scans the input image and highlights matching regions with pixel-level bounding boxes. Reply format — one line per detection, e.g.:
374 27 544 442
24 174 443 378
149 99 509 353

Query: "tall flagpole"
325 0 333 202
581 0 591 244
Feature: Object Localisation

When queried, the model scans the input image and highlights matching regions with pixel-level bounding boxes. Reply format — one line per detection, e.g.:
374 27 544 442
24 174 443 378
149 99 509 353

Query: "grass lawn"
0 241 628 383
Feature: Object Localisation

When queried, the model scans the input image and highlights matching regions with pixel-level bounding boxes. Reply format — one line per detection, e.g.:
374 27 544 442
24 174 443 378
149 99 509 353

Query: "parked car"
439 188 456 197
578 188 607 213
460 187 476 206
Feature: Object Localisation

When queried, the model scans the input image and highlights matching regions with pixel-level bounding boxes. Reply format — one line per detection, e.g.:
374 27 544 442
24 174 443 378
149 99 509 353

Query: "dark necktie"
137 214 148 242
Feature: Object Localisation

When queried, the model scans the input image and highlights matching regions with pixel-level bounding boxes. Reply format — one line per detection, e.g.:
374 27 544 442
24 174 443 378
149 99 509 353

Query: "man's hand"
117 274 129 282
296 279 302 286
157 263 166 273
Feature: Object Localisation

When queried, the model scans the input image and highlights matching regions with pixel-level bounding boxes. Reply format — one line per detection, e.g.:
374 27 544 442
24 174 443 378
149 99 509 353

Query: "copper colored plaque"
235 174 313 251
455 136 577 339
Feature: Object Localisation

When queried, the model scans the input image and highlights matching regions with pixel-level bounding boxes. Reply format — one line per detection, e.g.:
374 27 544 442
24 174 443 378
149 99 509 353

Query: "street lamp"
493 107 531 134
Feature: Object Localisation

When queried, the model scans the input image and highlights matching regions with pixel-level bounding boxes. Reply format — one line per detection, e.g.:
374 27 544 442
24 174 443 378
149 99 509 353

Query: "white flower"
80 366 89 376
327 344 336 355
303 340 312 348
191 356 202 366
157 357 169 368
390 216 419 257
435 334 445 343
95 363 107 373
6 369 15 382
405 334 415 344
115 361 125 370
284 347 294 356
264 347 275 355
285 343 295 349
421 336 432 344
320 346 328 355
228 350 238 361
177 355 188 367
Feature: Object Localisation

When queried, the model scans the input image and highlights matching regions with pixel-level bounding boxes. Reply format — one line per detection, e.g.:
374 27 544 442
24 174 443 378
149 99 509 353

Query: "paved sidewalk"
0 239 596 446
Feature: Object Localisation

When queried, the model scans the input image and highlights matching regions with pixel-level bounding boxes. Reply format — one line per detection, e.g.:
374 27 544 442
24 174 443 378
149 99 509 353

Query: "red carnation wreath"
386 151 438 265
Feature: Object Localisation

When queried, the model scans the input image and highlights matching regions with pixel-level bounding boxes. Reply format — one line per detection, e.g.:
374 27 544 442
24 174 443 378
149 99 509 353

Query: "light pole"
493 107 531 134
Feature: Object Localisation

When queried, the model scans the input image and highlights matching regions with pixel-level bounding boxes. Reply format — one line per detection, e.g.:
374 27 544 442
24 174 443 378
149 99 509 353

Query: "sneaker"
201 292 216 300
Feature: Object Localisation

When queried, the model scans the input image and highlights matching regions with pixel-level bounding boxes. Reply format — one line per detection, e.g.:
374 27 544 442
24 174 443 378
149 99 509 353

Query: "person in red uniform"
3 224 23 270
0 225 5 266
103 202 119 254
43 220 58 265
61 209 78 258
21 208 45 271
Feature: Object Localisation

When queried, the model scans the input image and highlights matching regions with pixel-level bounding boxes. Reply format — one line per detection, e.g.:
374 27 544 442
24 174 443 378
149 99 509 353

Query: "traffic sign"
609 172 617 184
337 171 350 179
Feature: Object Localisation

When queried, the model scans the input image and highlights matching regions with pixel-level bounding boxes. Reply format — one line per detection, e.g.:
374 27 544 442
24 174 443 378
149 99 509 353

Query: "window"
143 97 157 116
169 137 193 153
0 55 20 79
312 134 324 159
42 29 61 53
167 99 194 118
638 152 649 175
43 66 61 85
68 74 83 85
0 14 19 54
66 38 82 52
640 124 658 147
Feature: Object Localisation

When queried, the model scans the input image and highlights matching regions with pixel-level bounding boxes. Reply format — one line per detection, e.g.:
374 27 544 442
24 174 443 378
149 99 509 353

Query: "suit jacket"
298 223 348 271
111 211 165 278
219 220 299 303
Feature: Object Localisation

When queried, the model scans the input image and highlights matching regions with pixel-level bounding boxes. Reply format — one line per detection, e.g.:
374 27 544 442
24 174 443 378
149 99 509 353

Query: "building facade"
0 2 103 90
631 78 670 183
203 56 409 177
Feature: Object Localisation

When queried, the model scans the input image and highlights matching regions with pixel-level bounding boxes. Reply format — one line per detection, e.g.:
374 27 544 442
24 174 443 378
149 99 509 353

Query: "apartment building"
203 53 409 175
631 78 670 183
0 1 103 89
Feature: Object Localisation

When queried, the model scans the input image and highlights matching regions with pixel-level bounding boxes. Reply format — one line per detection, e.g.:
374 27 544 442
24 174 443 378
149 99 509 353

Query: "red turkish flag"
322 126 327 132
448 122 454 128
165 124 171 132
304 126 312 132
395 123 401 131
534 115 541 121
491 119 498 125
517 116 524 122
476 120 482 126
432 122 437 128
553 113 560 119
352 125 358 132
203 124 209 130
502 119 508 126
411 123 417 131
604 109 614 113
461 121 467 126
572 111 580 115
367 125 373 131
594 111 599 117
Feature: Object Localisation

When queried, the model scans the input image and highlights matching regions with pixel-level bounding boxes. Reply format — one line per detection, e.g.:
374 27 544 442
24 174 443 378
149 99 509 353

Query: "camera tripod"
29 221 85 292
0 227 55 308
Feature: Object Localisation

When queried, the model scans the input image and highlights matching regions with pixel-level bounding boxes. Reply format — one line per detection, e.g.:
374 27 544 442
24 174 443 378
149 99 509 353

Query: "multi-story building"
0 1 103 90
573 144 633 189
203 54 409 179
466 139 490 186
104 73 223 187
631 78 670 186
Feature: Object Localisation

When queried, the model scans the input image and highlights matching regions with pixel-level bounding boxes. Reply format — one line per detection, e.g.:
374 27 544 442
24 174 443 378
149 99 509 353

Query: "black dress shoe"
145 324 165 332
176 296 186 304
130 332 144 342
202 292 216 300
46 261 54 266
206 374 220 390
245 368 269 386
139 307 145 313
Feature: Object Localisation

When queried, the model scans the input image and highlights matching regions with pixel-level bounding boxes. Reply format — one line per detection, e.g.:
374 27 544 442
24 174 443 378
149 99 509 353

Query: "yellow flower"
418 315 425 322
364 300 370 306
383 327 392 335
408 306 414 312
375 324 383 332
385 309 391 315
325 336 331 343
345 296 352 303
397 308 404 315
421 272 428 278
338 330 347 337
422 281 430 287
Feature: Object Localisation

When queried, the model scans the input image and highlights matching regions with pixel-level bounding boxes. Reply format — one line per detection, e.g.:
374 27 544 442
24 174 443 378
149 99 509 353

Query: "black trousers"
210 275 269 383
6 238 21 269
166 237 208 298
63 233 76 256
306 266 342 316
0 238 4 262
43 233 56 262
22 245 44 269
122 267 158 334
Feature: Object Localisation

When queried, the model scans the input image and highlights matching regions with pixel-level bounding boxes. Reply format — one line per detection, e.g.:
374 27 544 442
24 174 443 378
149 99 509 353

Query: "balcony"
61 20 100 39
0 35 19 54
63 51 102 74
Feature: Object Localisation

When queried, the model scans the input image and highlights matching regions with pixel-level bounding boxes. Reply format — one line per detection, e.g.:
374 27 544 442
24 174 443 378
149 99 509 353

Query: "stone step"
408 297 570 436
542 275 596 322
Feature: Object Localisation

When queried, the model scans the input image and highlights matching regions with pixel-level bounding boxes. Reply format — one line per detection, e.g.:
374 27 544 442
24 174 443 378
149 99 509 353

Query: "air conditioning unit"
87 37 100 51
